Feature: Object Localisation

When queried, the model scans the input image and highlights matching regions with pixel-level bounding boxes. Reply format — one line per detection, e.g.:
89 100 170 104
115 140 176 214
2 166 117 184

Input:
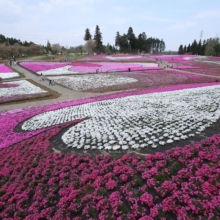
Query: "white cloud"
170 21 197 30
139 15 172 23
0 0 21 13
194 10 220 20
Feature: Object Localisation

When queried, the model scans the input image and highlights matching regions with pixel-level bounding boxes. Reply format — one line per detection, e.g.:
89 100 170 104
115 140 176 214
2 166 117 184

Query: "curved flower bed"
0 64 20 79
0 122 220 219
0 82 219 151
19 61 159 75
20 85 220 151
80 54 154 61
1 83 220 219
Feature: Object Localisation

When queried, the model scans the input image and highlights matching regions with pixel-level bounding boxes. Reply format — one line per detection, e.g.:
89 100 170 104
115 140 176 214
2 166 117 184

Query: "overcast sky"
0 0 220 51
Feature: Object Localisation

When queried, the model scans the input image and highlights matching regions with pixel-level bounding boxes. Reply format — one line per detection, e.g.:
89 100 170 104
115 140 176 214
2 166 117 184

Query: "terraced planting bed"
0 56 220 219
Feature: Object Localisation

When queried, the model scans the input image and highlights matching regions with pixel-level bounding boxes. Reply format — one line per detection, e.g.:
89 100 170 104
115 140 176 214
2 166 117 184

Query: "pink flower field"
80 54 154 61
0 64 20 79
0 84 220 219
19 62 73 73
80 70 218 93
0 64 15 73
184 68 220 77
19 61 160 75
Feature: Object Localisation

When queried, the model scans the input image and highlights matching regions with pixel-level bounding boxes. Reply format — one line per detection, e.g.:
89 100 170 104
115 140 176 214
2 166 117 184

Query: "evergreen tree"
46 40 52 53
183 45 187 54
127 27 136 53
84 28 92 41
137 32 147 53
178 45 184 54
93 25 103 53
191 40 198 55
197 40 202 55
202 40 206 55
187 44 191 53
115 31 120 49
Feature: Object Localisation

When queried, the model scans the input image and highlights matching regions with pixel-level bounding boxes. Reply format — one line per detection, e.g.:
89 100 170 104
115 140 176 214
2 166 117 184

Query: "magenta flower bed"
0 83 18 88
1 82 219 150
209 56 220 61
1 83 220 219
0 64 14 73
185 68 220 77
19 62 72 73
20 61 159 74
171 65 200 69
83 70 218 93
68 62 159 73
116 66 160 71
80 54 153 61
0 121 220 219
150 55 197 62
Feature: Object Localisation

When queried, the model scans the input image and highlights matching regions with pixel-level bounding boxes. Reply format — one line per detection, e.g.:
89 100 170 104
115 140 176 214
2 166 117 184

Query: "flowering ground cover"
150 55 198 62
19 62 72 73
171 65 200 69
47 70 218 93
1 82 219 150
47 74 137 91
0 97 220 219
80 54 154 61
20 61 160 75
19 85 220 151
184 68 220 77
0 80 49 104
0 64 20 79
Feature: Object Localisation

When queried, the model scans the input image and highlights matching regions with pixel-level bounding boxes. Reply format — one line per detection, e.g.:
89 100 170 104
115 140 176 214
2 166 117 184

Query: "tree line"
178 37 220 56
0 34 45 59
84 26 166 54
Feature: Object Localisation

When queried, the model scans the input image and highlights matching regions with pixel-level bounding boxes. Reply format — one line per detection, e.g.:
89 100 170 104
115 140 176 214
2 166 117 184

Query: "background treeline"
178 37 220 56
0 34 45 59
115 27 165 54
84 26 166 54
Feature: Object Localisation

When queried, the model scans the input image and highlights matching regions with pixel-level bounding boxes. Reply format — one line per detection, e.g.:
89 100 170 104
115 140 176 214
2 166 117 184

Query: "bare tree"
84 39 96 54
52 43 61 54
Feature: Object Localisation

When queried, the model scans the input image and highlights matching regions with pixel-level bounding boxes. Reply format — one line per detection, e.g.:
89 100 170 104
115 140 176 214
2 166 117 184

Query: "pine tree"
84 28 92 41
178 45 184 54
183 45 187 54
187 44 191 53
127 27 136 53
191 40 198 55
46 40 52 53
93 25 103 53
197 40 202 55
115 31 120 49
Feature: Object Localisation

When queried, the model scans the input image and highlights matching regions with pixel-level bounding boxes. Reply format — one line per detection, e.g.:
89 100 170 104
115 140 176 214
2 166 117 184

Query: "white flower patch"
0 72 20 79
128 62 158 67
0 80 48 97
47 74 137 91
37 65 78 75
21 85 220 150
106 56 143 60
